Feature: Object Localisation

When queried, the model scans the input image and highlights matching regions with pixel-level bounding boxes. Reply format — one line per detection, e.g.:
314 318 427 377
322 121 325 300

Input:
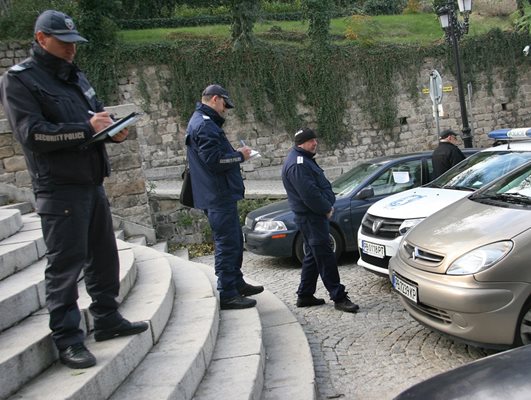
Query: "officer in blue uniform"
0 10 148 369
185 84 264 309
282 128 359 312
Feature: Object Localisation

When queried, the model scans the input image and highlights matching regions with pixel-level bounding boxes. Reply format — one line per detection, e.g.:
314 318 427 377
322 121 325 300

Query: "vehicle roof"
481 140 531 152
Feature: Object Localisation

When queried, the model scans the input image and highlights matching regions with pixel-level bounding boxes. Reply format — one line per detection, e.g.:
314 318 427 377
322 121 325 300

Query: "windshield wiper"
474 192 531 204
442 185 475 191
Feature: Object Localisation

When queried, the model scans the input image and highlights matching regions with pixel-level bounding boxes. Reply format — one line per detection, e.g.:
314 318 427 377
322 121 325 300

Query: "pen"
240 139 246 146
88 110 95 116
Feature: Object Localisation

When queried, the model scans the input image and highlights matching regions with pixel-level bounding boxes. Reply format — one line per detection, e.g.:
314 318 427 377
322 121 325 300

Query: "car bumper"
357 232 402 276
242 226 297 258
389 255 530 347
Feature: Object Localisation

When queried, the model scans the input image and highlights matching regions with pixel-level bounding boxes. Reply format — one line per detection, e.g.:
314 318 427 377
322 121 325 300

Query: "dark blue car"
243 151 476 263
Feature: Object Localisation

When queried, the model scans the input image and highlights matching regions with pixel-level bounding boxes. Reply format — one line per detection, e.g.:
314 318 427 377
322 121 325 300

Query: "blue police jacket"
185 103 245 209
281 146 335 216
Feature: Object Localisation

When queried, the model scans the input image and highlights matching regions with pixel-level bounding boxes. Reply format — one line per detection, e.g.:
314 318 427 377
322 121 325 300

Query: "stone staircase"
0 199 316 400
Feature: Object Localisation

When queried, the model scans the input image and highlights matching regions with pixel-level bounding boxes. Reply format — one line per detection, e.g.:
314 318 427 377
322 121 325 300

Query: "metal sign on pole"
429 70 443 138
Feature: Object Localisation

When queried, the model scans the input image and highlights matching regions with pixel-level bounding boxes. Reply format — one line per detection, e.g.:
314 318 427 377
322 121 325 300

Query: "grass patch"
118 12 514 46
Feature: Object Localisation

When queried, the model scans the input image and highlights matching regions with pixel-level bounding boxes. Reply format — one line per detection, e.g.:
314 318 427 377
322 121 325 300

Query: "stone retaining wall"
1 40 531 246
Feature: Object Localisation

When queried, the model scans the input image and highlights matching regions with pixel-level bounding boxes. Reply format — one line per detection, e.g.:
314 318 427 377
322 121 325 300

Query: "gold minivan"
389 160 531 349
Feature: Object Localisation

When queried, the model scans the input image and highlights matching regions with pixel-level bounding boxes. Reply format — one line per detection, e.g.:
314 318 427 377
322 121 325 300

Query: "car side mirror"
355 186 374 200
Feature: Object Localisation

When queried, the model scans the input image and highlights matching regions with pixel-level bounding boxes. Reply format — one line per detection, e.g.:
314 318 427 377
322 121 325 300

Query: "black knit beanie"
294 128 317 145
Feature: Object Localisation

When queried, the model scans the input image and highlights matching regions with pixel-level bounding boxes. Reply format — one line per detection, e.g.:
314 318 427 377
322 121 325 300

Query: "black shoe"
334 296 360 313
297 295 326 308
59 343 96 369
238 283 264 297
94 319 149 342
220 296 257 310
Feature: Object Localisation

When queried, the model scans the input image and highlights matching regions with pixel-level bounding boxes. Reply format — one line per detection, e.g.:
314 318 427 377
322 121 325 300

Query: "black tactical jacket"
0 42 110 191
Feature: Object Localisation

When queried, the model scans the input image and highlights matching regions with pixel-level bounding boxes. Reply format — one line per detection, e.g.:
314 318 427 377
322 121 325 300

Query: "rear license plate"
361 240 385 259
392 274 418 303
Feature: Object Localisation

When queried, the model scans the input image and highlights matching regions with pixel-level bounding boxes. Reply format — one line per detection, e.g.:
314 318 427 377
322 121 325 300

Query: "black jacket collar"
31 42 79 83
196 102 225 127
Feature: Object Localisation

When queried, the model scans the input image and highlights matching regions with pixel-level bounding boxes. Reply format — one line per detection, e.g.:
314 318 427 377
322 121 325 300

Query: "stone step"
0 208 22 241
5 244 174 400
0 218 46 281
196 262 316 400
0 201 34 215
194 263 265 400
0 241 137 399
110 254 218 400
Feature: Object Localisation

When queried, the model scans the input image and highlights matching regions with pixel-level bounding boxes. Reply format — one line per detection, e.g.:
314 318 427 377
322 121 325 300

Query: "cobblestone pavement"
196 251 496 400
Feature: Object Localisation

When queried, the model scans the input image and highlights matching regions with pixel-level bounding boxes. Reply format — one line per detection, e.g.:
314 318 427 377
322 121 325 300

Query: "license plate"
361 240 385 259
392 274 418 303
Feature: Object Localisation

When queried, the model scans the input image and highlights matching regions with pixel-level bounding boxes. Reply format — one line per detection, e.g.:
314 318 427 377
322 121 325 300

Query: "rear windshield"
428 151 531 191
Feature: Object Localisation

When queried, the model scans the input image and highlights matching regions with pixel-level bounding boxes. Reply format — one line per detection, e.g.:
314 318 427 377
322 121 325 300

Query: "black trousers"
295 214 346 302
37 185 121 350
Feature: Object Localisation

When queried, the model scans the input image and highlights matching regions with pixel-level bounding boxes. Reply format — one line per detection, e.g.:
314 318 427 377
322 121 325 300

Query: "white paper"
393 171 410 184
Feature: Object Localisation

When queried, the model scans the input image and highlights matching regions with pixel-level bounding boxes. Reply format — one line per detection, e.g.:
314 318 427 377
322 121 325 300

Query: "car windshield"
472 162 531 206
428 151 531 191
332 161 389 196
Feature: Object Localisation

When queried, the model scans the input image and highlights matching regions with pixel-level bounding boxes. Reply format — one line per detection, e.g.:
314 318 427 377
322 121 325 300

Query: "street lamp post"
437 0 473 148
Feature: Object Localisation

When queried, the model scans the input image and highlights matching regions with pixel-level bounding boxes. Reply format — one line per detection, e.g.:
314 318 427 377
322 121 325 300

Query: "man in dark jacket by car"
432 129 466 179
281 128 359 313
185 84 264 310
0 10 148 369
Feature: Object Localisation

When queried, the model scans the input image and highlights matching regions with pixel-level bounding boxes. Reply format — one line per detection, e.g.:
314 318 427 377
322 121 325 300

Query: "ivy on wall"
80 30 529 146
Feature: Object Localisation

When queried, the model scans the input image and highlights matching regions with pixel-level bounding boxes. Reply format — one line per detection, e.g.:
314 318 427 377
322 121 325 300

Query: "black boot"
94 319 149 342
334 296 360 313
220 296 257 310
296 295 325 307
59 343 96 369
238 283 264 297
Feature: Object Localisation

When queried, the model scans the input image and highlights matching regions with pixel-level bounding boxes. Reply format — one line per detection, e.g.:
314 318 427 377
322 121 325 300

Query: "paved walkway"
195 252 495 400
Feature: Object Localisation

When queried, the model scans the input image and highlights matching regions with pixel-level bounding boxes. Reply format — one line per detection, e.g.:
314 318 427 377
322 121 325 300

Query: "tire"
514 297 531 347
294 226 344 264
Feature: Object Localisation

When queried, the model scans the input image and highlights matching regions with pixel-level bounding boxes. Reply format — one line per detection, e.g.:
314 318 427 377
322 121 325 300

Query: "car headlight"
398 218 425 235
254 220 288 232
447 241 513 275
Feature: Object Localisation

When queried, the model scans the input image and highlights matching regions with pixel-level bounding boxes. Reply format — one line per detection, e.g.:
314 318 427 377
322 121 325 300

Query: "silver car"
389 160 531 349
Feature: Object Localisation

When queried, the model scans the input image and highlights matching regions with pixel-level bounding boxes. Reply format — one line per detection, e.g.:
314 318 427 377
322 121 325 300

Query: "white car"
357 128 531 276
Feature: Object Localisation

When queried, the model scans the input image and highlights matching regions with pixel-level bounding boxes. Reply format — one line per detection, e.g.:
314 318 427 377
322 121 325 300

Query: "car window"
371 160 422 196
429 151 531 191
332 161 388 196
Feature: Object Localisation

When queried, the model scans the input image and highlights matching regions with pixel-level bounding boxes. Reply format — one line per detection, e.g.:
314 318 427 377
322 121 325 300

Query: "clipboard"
84 112 142 146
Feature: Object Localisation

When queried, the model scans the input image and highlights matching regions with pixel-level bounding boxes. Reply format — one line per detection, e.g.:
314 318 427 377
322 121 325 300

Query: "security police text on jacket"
185 102 246 210
0 41 110 191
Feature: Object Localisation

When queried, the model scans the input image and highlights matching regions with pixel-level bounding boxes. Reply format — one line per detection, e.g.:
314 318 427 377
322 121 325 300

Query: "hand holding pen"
237 139 252 161
88 110 129 142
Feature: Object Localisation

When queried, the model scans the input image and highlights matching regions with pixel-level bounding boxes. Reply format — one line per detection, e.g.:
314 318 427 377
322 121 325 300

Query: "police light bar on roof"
488 128 531 140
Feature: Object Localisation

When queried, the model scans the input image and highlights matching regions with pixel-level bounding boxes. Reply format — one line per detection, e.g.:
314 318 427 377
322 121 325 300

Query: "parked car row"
244 127 531 350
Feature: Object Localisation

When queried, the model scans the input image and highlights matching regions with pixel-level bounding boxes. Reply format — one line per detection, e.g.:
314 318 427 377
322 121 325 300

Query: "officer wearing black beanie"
281 128 360 313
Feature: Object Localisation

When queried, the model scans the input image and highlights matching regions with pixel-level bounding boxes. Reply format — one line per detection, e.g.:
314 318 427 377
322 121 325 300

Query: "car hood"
367 187 471 219
247 199 293 222
405 196 531 258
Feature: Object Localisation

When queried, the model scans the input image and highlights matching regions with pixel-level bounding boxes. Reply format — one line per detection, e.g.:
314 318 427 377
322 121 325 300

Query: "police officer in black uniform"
0 10 148 369
186 84 264 309
282 128 359 313
432 129 466 179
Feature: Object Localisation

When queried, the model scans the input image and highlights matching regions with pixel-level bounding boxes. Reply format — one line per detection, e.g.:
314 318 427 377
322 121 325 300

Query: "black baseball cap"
439 129 459 140
202 84 235 108
34 10 88 43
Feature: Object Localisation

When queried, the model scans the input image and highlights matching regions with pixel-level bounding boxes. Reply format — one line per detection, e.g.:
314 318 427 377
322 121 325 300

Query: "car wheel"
294 226 344 264
515 298 531 346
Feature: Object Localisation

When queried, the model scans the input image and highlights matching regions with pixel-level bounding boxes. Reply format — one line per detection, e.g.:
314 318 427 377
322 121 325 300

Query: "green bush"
0 0 78 40
362 0 407 15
